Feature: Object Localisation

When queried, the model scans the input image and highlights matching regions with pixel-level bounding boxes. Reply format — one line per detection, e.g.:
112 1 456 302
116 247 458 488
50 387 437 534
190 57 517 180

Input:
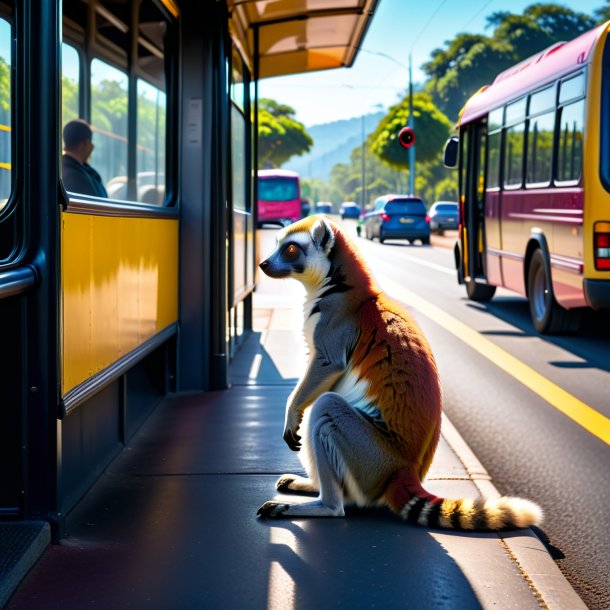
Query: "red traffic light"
398 126 415 149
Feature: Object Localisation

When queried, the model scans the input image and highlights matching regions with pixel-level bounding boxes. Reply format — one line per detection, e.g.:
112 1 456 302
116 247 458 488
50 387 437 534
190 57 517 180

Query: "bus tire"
465 279 496 302
379 229 385 243
527 249 581 334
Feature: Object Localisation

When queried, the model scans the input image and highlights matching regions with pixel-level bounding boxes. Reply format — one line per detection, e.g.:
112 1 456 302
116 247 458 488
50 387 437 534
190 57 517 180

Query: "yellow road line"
382 277 610 446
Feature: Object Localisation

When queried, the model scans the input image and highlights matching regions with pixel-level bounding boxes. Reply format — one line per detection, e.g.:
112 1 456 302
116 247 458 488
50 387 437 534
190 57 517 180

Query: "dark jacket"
62 154 108 198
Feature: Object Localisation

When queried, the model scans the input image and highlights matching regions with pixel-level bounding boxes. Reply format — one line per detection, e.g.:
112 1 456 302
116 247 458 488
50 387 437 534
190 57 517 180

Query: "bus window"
505 97 526 125
557 99 584 184
137 79 166 204
486 131 502 189
559 72 585 105
0 16 11 213
529 85 555 115
91 59 128 200
526 110 555 186
503 122 525 188
488 108 503 132
61 43 80 126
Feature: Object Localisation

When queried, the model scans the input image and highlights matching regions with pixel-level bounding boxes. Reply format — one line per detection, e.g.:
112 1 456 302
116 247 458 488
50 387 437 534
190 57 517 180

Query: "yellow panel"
62 212 179 395
582 23 610 280
61 214 94 389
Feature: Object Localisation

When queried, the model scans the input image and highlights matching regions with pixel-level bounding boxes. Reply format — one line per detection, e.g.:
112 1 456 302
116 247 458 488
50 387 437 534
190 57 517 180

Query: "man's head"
63 119 94 163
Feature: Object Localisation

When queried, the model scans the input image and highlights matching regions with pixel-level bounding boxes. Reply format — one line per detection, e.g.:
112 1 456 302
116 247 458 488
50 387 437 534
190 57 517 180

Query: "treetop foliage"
369 92 453 170
258 98 313 169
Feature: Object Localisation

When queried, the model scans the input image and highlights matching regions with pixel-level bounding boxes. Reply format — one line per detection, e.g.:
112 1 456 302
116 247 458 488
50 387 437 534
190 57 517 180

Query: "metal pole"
362 114 366 209
408 53 415 195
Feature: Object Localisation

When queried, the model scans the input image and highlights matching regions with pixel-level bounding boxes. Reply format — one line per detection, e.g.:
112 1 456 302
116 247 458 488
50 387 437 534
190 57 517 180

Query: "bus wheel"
465 279 496 302
527 249 581 334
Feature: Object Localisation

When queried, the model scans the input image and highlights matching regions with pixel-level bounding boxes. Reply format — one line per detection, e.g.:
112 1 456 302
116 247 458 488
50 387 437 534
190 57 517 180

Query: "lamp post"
360 49 416 195
408 53 415 195
362 114 366 210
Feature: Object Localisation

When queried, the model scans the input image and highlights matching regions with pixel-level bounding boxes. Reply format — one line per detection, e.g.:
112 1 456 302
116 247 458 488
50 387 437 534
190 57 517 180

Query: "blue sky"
259 0 605 127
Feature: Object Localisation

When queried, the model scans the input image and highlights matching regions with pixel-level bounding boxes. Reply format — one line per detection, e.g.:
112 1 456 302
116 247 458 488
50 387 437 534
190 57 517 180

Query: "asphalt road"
258 218 610 610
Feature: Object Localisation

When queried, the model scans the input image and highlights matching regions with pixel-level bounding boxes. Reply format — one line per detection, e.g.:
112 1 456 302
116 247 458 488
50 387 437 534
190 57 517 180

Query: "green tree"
369 92 453 170
258 98 313 169
423 4 595 120
594 0 610 22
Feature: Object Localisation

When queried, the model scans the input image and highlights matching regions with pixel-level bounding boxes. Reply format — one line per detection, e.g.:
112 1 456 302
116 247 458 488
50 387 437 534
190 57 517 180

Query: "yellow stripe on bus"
0 124 11 132
0 162 11 170
381 277 610 447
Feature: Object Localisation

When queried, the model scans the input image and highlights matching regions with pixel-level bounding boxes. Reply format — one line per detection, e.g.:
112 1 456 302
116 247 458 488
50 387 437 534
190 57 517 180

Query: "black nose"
259 260 269 271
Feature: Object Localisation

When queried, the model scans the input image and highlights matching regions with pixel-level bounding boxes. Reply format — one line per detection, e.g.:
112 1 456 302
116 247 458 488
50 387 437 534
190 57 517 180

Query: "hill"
282 111 385 182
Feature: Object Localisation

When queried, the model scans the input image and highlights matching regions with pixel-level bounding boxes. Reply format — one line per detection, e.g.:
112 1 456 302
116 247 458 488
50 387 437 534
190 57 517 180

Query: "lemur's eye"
283 243 300 260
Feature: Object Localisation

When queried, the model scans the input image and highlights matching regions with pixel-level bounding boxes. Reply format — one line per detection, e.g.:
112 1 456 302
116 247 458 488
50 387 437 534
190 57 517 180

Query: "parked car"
429 201 458 234
315 201 333 214
363 195 430 244
340 201 361 219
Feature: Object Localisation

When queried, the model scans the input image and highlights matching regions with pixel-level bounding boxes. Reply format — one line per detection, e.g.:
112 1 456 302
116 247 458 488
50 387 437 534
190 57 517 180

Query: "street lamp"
361 48 416 195
408 53 415 195
362 114 366 210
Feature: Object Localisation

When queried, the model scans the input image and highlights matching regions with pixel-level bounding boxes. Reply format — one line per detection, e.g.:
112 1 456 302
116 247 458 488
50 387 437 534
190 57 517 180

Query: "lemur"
257 215 542 530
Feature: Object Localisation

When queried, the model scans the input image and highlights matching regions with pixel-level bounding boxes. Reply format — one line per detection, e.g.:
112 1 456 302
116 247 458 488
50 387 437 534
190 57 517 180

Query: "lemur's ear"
310 217 335 252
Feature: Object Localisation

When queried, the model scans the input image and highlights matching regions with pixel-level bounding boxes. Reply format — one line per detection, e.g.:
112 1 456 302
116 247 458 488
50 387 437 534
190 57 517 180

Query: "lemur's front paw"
257 501 290 518
283 427 301 451
276 475 295 492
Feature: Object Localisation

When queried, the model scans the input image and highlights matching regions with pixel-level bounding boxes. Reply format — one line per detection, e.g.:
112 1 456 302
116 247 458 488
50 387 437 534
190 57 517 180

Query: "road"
257 219 610 610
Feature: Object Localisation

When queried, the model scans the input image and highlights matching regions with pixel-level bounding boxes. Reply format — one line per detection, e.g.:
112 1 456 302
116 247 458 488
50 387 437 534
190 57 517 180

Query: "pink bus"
444 22 610 334
257 169 302 227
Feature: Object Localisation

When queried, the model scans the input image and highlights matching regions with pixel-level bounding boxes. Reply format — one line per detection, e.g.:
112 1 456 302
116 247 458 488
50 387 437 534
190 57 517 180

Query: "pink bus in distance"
257 169 302 227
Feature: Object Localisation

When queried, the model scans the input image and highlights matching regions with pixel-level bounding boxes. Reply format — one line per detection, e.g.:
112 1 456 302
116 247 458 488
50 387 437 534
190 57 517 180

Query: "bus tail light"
594 222 610 270
381 213 390 222
425 214 430 223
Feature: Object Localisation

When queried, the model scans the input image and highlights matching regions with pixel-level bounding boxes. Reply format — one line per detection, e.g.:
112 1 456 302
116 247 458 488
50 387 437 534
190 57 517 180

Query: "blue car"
363 195 430 244
340 201 361 219
315 201 333 214
429 201 458 234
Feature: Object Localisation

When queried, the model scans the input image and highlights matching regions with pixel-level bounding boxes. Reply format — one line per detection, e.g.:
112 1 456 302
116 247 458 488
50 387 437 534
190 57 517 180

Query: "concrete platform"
3 287 586 609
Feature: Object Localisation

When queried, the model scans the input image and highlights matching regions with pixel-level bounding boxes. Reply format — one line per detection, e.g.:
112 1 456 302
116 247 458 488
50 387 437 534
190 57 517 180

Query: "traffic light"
398 126 415 149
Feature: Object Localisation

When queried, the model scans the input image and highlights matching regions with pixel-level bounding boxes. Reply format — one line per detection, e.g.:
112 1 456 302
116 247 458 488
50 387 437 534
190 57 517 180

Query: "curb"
441 414 587 610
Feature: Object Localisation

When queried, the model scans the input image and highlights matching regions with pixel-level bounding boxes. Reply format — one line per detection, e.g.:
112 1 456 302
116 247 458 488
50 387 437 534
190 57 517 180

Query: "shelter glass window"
231 48 245 111
0 15 11 212
137 79 166 204
503 122 525 188
61 44 80 128
526 111 555 187
231 105 246 211
91 59 128 199
557 99 584 184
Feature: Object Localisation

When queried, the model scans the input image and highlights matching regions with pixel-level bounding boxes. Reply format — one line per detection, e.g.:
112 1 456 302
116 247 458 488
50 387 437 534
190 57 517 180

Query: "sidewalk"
4 276 586 608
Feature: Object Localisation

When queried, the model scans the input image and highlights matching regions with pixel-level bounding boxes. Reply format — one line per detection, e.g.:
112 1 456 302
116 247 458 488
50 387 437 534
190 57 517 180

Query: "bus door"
459 118 489 283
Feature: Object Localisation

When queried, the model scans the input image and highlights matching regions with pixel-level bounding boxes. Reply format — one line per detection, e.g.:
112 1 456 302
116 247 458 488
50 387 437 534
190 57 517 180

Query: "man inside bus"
61 119 108 198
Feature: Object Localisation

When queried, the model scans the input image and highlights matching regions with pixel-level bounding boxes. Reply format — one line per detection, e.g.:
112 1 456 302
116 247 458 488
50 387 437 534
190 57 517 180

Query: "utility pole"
408 53 415 195
361 114 366 209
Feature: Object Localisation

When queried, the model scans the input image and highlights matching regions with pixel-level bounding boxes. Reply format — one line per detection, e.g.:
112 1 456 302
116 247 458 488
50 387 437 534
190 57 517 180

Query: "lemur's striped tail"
385 469 543 531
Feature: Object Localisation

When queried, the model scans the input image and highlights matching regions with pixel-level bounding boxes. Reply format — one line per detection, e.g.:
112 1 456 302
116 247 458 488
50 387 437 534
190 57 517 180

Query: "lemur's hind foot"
258 500 344 519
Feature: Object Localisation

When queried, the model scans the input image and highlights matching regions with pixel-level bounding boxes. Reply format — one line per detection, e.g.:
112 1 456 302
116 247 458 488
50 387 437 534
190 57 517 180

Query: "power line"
410 0 451 51
459 0 496 32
